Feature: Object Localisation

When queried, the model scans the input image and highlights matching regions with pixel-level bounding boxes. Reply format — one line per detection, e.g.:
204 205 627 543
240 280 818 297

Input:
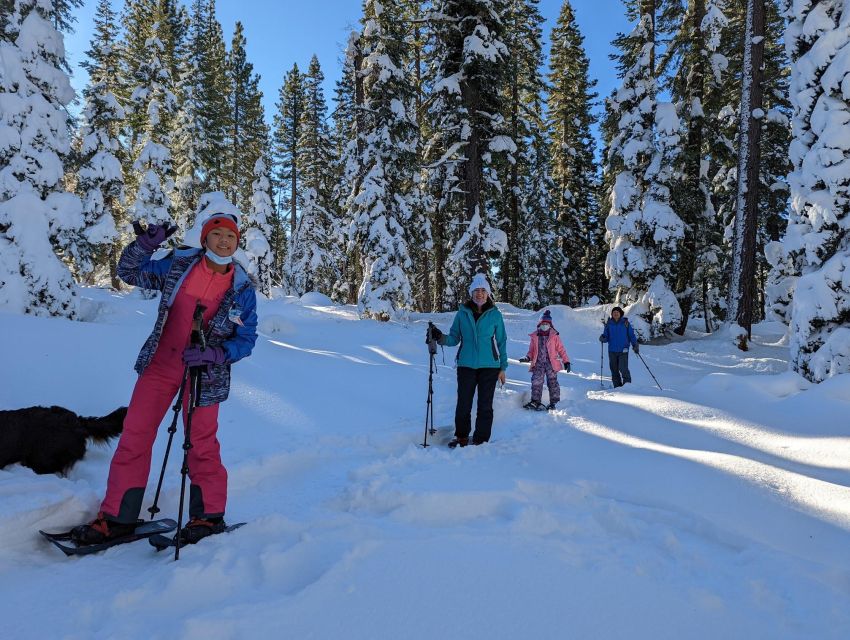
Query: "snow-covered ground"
1 291 849 639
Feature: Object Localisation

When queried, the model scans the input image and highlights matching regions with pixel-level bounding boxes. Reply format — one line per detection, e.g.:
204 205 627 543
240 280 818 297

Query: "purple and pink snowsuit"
524 325 570 405
101 242 257 524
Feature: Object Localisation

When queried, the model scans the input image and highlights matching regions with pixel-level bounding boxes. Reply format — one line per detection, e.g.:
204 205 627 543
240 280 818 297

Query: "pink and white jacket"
525 329 570 372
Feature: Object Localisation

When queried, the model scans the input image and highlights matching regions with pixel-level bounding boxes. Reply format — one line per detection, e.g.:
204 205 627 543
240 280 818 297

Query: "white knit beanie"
468 273 492 298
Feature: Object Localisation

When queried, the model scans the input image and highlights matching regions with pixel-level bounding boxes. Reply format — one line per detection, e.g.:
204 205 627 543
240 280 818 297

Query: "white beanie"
468 273 492 298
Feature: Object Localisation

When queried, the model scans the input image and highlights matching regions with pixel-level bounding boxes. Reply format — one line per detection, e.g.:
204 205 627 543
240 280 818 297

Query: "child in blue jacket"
599 306 639 387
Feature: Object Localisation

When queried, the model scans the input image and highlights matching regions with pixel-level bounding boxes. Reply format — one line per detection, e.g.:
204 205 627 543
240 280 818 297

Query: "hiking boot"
70 513 137 545
178 517 226 545
546 403 557 411
448 437 469 449
523 400 544 411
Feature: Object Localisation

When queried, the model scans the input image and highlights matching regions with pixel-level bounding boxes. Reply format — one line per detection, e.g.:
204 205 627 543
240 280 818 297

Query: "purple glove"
133 220 177 252
182 345 227 368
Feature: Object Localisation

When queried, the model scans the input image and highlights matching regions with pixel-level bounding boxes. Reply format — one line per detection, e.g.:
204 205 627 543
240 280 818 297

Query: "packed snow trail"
1 292 849 639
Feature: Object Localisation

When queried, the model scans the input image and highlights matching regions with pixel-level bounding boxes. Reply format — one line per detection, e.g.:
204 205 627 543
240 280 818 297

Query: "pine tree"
194 0 230 193
284 55 341 297
400 0 433 313
769 0 850 381
604 7 684 338
76 0 124 287
244 157 274 295
548 0 599 307
426 0 510 308
331 31 364 304
347 0 416 320
727 0 766 343
0 0 82 317
226 21 267 212
495 0 566 308
755 0 791 324
660 0 729 333
170 0 201 223
273 62 304 277
127 10 178 227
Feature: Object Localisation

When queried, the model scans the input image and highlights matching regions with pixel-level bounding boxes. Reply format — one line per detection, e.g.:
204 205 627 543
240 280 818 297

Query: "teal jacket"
442 301 508 370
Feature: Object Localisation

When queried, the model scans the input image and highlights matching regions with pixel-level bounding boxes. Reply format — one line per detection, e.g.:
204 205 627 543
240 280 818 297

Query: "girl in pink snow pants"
71 213 258 546
520 310 570 411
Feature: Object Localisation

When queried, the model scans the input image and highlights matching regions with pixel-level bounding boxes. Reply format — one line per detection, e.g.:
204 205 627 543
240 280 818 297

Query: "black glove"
564 362 571 373
518 356 530 363
427 325 443 343
599 335 606 343
633 343 640 354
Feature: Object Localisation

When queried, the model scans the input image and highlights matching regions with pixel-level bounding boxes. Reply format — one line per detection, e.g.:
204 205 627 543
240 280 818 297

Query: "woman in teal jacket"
429 273 508 448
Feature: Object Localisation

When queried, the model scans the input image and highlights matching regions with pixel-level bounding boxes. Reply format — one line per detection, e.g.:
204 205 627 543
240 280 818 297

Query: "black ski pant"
455 367 500 444
608 351 632 387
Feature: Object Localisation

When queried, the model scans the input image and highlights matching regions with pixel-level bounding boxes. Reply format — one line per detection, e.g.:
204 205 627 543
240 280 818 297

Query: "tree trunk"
414 20 431 312
461 78 486 276
508 61 520 304
729 0 765 341
434 206 446 311
674 0 706 335
349 40 366 304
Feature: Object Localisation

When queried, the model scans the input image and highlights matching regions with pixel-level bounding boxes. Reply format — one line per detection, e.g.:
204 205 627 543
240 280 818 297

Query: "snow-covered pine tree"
0 0 83 317
548 0 600 307
75 0 124 287
401 0 434 313
497 0 564 308
659 0 728 333
286 54 340 297
273 62 304 278
226 21 267 213
346 0 416 320
170 0 203 223
604 8 684 338
330 32 364 305
193 0 230 194
753 0 791 324
767 0 850 381
426 0 510 308
756 2 793 325
244 157 274 295
127 14 178 229
497 0 538 306
516 123 561 308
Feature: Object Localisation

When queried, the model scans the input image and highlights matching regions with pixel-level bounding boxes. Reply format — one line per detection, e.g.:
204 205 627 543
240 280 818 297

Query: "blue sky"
63 0 631 137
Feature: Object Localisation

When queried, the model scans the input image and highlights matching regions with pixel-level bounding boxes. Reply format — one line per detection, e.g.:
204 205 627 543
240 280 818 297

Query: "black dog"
0 406 127 475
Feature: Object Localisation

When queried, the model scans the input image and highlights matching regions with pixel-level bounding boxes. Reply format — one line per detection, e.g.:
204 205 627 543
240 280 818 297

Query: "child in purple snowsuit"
520 310 570 411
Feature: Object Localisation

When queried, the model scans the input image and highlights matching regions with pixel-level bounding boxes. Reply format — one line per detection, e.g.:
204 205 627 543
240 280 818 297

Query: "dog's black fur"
0 406 127 475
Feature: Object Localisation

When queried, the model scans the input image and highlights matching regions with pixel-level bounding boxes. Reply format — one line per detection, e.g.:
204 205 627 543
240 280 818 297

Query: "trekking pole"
636 351 663 391
148 363 190 519
422 322 438 448
175 302 206 560
600 319 606 389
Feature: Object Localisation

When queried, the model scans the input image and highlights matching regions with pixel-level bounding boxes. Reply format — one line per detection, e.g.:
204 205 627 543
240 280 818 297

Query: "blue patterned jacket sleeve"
221 286 258 362
116 241 173 291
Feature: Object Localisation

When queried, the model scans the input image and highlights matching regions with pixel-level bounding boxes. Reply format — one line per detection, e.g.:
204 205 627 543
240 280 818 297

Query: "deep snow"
1 290 849 639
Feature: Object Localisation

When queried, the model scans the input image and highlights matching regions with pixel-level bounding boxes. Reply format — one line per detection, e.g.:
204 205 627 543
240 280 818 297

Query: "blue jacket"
601 316 638 353
442 301 508 370
118 241 258 406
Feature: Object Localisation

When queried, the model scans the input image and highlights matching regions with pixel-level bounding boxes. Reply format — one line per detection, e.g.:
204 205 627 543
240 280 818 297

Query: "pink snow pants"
100 360 226 522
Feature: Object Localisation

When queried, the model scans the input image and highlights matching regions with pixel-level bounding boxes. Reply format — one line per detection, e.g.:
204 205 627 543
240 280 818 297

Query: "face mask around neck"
205 249 233 265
